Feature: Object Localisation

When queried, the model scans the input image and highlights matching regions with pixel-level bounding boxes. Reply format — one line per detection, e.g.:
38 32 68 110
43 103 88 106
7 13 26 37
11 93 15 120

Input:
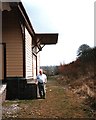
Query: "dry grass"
2 76 94 119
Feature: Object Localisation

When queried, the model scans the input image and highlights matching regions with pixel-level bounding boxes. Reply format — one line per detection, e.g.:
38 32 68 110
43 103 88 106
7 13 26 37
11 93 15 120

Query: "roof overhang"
35 33 58 45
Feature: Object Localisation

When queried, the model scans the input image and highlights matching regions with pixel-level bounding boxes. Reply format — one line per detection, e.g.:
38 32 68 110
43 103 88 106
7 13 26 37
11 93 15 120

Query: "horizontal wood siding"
2 10 23 77
25 28 33 79
37 52 40 74
32 48 40 78
32 55 36 79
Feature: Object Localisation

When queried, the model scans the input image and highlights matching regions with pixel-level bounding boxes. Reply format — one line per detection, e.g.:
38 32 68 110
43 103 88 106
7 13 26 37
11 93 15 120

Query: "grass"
2 76 94 119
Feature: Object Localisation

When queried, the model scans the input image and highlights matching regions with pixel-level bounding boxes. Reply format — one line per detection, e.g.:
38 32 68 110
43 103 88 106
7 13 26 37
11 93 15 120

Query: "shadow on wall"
6 77 37 100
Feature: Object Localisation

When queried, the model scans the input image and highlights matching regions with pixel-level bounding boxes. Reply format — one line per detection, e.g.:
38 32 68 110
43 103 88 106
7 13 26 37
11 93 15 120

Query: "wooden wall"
2 3 40 79
37 51 40 75
2 10 23 77
25 27 33 79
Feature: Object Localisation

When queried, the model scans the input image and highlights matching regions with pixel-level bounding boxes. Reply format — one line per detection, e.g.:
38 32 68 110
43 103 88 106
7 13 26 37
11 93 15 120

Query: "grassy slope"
2 76 93 119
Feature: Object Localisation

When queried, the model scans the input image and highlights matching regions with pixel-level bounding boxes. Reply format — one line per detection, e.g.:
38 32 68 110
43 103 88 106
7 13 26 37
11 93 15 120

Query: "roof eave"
35 33 58 45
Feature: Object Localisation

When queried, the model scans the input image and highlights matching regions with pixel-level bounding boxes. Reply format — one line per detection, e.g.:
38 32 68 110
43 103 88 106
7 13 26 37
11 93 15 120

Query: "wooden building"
0 1 58 100
0 2 58 81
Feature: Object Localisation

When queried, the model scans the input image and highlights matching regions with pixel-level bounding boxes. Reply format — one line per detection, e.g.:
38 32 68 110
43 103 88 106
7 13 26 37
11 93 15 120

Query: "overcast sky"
21 0 95 66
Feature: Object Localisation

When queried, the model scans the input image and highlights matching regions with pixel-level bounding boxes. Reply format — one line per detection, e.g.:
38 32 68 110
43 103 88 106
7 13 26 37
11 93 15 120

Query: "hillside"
42 46 96 116
57 46 96 116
